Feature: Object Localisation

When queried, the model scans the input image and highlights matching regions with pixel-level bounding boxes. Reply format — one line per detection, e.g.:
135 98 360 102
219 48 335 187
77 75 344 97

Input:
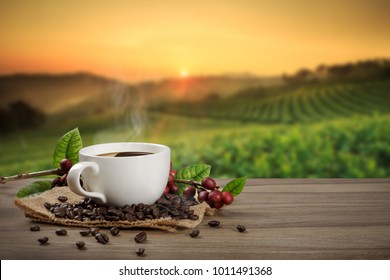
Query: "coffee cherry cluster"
164 162 179 195
51 158 73 188
183 177 234 209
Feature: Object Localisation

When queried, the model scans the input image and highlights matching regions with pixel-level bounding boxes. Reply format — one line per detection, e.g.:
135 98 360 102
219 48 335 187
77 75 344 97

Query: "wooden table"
1 178 389 260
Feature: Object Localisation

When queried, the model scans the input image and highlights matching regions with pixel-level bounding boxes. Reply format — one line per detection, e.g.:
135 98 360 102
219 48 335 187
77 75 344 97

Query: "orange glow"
180 70 189 78
0 1 389 82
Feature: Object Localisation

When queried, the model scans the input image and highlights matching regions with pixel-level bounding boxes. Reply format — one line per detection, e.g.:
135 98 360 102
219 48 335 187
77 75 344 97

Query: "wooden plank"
1 178 390 260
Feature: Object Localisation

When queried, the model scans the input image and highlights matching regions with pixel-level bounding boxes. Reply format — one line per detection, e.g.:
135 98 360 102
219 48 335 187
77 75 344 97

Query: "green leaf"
222 176 247 197
175 164 211 194
16 180 52 198
53 128 83 168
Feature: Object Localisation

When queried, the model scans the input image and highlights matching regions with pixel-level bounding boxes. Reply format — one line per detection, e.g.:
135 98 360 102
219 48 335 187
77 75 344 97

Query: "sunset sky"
1 0 389 82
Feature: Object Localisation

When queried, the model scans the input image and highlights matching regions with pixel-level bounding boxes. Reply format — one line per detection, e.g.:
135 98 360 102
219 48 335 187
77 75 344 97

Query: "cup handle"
67 162 107 204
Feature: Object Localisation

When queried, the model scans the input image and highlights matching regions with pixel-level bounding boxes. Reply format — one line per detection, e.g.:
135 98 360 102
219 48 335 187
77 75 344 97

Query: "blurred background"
1 0 389 178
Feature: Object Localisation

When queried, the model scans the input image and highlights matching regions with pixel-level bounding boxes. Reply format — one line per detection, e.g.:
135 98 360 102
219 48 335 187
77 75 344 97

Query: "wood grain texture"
1 178 390 260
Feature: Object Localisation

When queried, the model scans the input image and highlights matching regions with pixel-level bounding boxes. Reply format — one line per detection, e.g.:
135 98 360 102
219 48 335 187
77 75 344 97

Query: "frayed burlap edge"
14 187 214 233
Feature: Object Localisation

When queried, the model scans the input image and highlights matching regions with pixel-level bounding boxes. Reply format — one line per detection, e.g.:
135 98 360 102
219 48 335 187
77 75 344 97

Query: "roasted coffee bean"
66 208 75 219
54 212 66 218
237 225 246 232
95 233 109 244
208 220 220 227
44 202 52 210
82 209 93 216
107 208 122 216
79 229 91 236
181 213 189 219
55 228 67 236
152 207 160 219
135 212 145 220
136 203 144 210
90 228 100 236
134 231 147 243
30 225 40 231
97 207 108 215
110 227 120 236
76 241 85 249
38 236 49 244
75 215 83 221
189 229 200 238
57 196 68 202
136 248 145 256
125 213 135 221
189 214 199 220
170 210 181 217
105 215 120 221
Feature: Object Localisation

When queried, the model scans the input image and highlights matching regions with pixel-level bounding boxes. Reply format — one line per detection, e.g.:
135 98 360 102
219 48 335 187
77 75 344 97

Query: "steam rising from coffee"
94 81 148 143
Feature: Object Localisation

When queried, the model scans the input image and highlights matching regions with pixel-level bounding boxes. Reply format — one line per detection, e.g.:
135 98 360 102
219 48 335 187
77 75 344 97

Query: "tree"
0 101 46 134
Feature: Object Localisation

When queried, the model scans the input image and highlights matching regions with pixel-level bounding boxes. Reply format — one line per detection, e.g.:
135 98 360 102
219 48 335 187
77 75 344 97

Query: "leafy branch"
1 128 82 184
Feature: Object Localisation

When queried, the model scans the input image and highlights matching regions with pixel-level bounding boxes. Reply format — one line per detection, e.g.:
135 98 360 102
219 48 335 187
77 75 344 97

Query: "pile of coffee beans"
44 193 199 222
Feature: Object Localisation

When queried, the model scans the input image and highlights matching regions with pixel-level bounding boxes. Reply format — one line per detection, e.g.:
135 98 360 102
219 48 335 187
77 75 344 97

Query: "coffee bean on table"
136 248 145 256
90 228 100 236
79 229 91 236
134 231 147 243
208 220 220 227
237 225 246 232
55 229 67 236
189 229 200 238
30 225 40 231
38 237 49 244
95 233 109 244
110 227 120 236
76 241 85 249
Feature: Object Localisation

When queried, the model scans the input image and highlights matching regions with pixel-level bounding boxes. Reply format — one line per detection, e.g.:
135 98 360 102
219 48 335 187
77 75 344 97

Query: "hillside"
154 79 390 123
0 72 279 115
0 73 121 114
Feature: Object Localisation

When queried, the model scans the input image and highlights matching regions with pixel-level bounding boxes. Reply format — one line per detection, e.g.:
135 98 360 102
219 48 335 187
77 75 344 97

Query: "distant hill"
0 72 280 115
154 79 390 123
0 73 119 114
283 58 390 84
1 58 388 118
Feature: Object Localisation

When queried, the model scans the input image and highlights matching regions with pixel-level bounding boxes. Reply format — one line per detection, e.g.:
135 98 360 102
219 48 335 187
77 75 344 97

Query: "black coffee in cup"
98 152 153 157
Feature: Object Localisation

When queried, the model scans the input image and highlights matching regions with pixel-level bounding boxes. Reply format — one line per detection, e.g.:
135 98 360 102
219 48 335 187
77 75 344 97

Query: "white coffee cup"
67 142 170 207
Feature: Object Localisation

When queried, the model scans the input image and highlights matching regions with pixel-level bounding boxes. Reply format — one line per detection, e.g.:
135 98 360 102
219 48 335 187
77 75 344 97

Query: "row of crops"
160 80 390 124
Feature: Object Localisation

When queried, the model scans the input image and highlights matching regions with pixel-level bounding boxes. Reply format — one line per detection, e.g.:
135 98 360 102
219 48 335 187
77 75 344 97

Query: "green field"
1 80 389 179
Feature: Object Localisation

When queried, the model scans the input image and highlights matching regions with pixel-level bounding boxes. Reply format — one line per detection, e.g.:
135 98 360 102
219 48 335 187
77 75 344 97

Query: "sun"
180 70 189 78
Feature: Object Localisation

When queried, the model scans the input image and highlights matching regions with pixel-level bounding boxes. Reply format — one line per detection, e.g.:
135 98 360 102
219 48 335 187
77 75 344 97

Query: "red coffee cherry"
197 190 209 203
208 190 223 203
60 158 72 172
170 169 177 178
169 184 179 194
212 201 224 209
201 177 217 190
168 174 175 185
183 186 196 199
222 191 234 205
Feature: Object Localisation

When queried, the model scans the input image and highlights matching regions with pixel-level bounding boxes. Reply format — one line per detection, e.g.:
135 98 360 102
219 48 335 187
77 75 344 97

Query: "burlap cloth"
14 187 213 233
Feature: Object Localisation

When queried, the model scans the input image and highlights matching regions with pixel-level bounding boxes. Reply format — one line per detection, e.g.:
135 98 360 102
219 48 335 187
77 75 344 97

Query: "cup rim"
79 142 170 159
